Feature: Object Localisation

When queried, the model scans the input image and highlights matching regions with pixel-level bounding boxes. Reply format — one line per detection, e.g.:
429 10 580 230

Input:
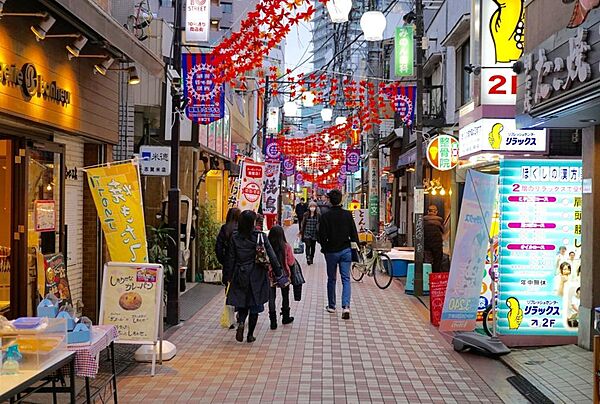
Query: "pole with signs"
167 0 182 326
414 0 425 297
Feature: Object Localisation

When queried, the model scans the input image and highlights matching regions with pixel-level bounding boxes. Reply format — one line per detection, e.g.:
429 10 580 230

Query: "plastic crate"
405 263 432 295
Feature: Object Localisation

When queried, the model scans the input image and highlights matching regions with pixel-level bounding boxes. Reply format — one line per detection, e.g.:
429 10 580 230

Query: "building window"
210 20 219 31
222 2 232 14
457 41 471 106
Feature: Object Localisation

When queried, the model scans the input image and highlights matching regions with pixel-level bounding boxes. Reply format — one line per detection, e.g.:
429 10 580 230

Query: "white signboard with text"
185 0 210 43
140 146 171 176
459 119 546 158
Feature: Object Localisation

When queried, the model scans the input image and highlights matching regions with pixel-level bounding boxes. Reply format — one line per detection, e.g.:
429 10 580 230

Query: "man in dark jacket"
316 193 331 216
318 189 359 320
424 205 445 273
295 198 308 223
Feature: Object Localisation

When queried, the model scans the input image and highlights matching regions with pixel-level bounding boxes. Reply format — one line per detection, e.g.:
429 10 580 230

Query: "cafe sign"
1 62 71 106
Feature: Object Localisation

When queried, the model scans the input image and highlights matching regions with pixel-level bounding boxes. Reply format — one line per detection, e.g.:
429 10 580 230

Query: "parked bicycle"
351 230 393 289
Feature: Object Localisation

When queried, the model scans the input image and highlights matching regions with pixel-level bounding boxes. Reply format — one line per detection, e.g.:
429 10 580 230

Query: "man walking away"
424 205 444 273
295 198 308 224
318 189 359 320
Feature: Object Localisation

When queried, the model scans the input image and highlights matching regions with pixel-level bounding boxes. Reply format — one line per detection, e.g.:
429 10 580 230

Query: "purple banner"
264 137 281 162
282 157 295 176
393 86 416 127
346 148 360 173
182 53 225 124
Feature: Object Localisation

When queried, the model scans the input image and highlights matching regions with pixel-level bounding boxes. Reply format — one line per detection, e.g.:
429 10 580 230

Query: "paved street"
116 229 519 403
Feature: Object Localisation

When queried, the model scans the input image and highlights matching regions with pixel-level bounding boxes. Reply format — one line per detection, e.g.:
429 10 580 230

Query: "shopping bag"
350 242 360 263
293 238 305 254
220 284 236 329
290 259 306 286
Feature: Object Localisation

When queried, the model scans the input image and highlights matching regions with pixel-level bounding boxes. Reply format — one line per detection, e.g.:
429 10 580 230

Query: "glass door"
0 140 12 316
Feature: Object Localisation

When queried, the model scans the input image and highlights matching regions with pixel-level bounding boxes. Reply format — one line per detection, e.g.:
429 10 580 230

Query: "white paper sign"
459 119 546 157
185 0 210 43
140 146 171 176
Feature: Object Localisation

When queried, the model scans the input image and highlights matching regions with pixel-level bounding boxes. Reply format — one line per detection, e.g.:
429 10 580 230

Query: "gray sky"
284 4 313 74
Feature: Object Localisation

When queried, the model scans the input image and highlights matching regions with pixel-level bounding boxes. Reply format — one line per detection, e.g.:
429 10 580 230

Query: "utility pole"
367 1 380 232
166 0 182 326
413 0 425 296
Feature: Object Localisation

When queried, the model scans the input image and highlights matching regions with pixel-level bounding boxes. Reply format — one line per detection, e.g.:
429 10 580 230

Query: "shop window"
457 41 471 106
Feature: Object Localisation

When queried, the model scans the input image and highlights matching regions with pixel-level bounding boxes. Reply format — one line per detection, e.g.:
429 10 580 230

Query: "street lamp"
360 11 386 41
302 90 316 107
284 101 298 116
335 116 347 125
326 0 352 23
321 107 333 122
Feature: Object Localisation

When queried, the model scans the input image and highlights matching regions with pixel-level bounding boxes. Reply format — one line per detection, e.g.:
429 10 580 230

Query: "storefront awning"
396 148 417 168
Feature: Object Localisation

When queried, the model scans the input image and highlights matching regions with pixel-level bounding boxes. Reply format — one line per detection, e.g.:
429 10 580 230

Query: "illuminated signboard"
426 135 459 171
185 0 211 43
394 26 414 77
497 159 582 336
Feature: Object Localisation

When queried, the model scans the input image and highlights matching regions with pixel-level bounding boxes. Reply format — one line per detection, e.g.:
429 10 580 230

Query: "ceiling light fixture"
94 56 115 75
127 66 140 85
30 14 56 40
66 35 88 58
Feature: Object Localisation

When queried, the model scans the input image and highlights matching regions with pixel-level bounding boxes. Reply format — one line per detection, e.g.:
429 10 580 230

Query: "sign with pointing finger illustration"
459 119 547 158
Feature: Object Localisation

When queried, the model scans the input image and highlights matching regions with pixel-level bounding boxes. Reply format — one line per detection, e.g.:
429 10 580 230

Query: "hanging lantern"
326 0 352 23
360 11 387 41
321 107 333 122
302 90 316 107
284 101 298 116
335 116 347 126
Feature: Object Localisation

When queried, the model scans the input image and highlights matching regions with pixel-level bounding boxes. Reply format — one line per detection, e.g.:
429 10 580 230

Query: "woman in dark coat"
224 210 287 343
299 201 320 265
215 207 241 284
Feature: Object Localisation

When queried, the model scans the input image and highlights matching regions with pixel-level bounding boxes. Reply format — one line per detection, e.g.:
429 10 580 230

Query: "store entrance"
0 139 12 316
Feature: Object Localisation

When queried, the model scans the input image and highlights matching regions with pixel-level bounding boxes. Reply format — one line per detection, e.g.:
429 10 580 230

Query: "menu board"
497 159 582 336
100 262 163 343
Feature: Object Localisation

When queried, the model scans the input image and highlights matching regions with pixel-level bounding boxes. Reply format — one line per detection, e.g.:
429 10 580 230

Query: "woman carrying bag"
299 201 320 265
267 226 295 330
224 210 289 343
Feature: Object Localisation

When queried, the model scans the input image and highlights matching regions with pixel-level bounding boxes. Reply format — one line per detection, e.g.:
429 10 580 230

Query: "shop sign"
185 0 210 43
497 159 582 337
426 135 459 171
348 200 361 211
479 0 525 105
238 161 265 211
390 86 416 127
394 26 414 77
182 53 225 124
459 119 547 158
282 157 295 176
34 200 56 232
140 146 171 176
440 170 498 332
1 61 71 106
267 107 279 134
228 176 241 208
352 209 368 233
85 161 148 263
368 158 379 218
521 27 599 114
345 147 360 173
264 137 281 162
262 162 280 214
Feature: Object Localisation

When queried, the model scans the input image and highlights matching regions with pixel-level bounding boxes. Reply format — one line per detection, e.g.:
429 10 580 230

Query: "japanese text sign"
459 119 547 158
86 162 148 263
185 0 210 43
183 53 225 124
238 161 265 211
440 170 498 332
34 200 56 232
395 26 414 77
426 135 459 171
262 163 281 214
100 263 163 343
497 159 582 336
140 145 171 176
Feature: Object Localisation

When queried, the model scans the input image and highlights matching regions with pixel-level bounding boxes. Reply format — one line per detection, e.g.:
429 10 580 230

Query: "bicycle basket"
371 239 392 251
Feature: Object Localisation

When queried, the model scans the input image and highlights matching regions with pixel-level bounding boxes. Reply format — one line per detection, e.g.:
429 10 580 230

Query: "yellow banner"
86 162 148 263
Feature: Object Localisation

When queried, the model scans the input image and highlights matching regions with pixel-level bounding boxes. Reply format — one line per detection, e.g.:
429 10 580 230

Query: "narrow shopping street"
118 227 509 404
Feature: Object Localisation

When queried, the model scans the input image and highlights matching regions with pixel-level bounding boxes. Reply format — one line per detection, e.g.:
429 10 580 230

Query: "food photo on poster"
496 159 582 336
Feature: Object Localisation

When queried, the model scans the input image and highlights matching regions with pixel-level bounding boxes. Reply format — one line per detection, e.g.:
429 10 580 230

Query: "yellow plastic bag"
220 283 235 329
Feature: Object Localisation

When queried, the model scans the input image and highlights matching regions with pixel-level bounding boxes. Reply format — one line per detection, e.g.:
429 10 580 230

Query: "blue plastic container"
389 259 409 277
405 263 432 295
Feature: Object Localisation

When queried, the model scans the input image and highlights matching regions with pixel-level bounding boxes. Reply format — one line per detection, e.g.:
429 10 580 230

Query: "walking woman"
215 207 241 284
267 226 295 330
299 201 320 265
224 210 288 343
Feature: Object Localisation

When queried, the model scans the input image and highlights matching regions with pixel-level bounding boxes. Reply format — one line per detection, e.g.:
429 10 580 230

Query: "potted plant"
196 203 222 283
147 223 175 302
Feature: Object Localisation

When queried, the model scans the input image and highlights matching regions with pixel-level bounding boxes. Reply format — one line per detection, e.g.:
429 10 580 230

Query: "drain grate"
507 375 554 404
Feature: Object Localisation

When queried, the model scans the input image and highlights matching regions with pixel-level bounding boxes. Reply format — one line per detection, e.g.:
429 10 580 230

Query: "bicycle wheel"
351 252 366 281
373 252 393 289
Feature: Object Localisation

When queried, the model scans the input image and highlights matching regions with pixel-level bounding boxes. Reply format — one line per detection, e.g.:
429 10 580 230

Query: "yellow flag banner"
86 161 148 263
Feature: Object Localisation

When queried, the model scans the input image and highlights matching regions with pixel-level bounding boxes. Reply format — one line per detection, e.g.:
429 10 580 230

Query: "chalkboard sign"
99 262 163 344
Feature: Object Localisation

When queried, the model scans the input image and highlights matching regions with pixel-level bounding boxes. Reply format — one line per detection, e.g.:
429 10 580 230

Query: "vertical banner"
238 161 265 211
185 0 210 43
228 176 241 208
368 158 379 218
264 137 281 162
353 209 368 233
267 107 280 134
282 157 296 176
86 161 148 263
182 53 225 125
395 26 414 77
497 159 582 336
346 147 360 173
440 170 498 332
393 86 417 127
262 163 281 214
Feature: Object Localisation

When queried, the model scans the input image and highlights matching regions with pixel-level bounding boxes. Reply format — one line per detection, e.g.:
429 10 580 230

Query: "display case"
0 317 67 371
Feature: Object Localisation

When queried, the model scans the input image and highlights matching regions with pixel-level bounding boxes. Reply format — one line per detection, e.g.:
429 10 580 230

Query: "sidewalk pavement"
116 226 521 403
502 344 593 403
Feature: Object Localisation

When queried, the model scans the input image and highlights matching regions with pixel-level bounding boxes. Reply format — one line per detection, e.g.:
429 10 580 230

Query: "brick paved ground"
117 228 506 403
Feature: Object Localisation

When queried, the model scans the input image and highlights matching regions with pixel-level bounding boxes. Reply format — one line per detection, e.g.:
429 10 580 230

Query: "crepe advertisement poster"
85 161 148 263
497 159 582 336
100 263 163 343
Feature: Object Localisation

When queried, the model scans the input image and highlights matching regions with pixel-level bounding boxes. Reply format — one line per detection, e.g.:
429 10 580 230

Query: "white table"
387 249 415 261
0 350 76 403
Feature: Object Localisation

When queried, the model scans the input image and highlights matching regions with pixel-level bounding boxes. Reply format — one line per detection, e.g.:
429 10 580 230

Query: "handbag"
290 259 306 286
220 283 236 329
293 238 305 254
255 233 271 269
350 242 360 263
